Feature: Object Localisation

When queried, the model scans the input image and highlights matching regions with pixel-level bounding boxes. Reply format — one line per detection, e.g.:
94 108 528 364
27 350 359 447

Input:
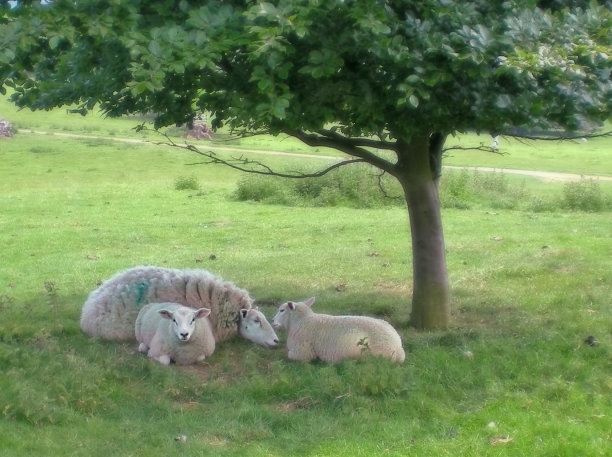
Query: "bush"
562 179 607 212
439 169 527 210
174 175 200 191
233 164 403 208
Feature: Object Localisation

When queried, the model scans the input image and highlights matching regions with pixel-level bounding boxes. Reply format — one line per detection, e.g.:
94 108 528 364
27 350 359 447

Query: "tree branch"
502 130 612 141
442 145 506 155
283 128 397 175
375 170 403 203
151 132 367 179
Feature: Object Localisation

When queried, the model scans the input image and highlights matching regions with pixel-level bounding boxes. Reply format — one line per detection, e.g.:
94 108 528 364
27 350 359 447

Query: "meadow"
0 98 611 457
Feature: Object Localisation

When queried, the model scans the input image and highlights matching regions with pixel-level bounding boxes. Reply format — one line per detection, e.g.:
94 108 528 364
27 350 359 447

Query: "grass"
1 97 611 456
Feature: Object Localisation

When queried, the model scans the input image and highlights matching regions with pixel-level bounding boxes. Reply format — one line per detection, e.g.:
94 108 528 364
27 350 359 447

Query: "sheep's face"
272 302 291 329
273 297 316 329
238 308 279 348
160 307 211 342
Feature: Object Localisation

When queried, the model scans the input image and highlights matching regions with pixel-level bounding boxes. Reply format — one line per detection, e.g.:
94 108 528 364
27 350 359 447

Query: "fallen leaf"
335 284 346 292
489 435 513 446
86 255 99 260
368 251 380 257
491 236 503 241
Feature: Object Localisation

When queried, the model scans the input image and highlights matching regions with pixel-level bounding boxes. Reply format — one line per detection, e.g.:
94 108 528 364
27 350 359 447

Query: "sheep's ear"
240 309 248 319
195 308 211 319
304 297 315 308
159 310 173 320
287 301 295 310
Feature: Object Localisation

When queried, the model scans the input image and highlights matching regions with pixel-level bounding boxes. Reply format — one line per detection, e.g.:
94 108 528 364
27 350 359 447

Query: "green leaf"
148 40 164 58
407 94 419 108
49 36 61 50
271 97 290 119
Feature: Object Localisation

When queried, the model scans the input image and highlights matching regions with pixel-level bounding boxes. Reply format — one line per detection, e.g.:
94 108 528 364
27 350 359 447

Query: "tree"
1 0 610 328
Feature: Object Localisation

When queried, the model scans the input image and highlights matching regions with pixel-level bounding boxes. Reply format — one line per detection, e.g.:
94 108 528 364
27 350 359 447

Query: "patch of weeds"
0 294 15 310
440 169 529 210
524 195 556 213
562 179 608 212
440 170 472 209
29 146 53 154
234 164 403 208
44 281 59 310
174 175 200 191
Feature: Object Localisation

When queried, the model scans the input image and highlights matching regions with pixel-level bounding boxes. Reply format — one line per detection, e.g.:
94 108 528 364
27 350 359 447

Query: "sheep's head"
273 297 315 329
238 308 279 348
159 306 211 342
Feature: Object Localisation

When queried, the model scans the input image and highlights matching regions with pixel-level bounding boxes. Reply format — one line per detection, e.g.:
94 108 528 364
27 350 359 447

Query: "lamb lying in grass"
135 303 216 366
272 297 405 363
80 266 279 347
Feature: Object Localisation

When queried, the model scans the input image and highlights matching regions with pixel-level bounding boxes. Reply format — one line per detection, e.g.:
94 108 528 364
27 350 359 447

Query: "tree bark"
395 135 450 329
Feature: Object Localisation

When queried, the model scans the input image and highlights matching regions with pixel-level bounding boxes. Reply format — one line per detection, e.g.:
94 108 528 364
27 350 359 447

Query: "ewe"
80 266 279 347
135 302 215 366
273 297 405 363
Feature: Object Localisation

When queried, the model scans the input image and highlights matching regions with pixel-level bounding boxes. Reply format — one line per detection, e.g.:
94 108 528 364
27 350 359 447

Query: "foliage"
234 163 402 208
0 1 610 136
174 175 200 191
235 166 612 213
562 178 608 211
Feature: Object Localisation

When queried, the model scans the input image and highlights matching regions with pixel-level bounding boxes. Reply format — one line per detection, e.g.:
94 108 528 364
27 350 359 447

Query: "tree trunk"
396 135 450 329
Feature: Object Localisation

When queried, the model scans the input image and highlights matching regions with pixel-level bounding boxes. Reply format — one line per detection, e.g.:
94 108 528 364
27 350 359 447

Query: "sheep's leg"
138 343 148 353
155 354 171 365
288 346 316 362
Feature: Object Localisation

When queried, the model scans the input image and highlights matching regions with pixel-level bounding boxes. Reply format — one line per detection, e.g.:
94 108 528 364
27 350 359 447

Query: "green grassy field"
1 99 611 456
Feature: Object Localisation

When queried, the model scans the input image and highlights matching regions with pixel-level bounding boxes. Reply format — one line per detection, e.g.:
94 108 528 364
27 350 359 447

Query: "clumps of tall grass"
234 164 403 208
439 169 528 210
234 166 610 213
174 175 200 191
561 178 608 212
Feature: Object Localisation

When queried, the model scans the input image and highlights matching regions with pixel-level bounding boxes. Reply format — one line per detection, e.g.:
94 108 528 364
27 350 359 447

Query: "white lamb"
80 266 279 347
272 297 405 363
135 303 216 366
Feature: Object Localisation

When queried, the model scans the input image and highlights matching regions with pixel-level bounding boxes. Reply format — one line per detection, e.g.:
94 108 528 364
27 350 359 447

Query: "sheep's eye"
254 318 261 324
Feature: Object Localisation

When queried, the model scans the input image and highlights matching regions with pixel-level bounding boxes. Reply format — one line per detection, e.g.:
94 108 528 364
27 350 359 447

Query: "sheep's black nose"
180 333 189 339
274 339 279 344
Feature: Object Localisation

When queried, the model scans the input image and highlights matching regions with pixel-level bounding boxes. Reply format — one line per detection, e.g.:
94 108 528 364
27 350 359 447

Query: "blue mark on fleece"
129 281 149 305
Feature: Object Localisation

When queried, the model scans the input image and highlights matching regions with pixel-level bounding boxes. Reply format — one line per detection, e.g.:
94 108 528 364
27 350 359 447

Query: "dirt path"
18 128 612 182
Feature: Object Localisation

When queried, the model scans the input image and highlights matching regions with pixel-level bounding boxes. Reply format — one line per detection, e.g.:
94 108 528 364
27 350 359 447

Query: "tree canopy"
1 1 610 135
1 0 610 328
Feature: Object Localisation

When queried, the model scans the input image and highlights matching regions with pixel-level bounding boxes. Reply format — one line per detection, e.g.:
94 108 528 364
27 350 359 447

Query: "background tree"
1 0 610 328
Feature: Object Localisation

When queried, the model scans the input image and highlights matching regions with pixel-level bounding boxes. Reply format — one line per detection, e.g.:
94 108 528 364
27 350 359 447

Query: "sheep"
135 302 216 365
272 297 405 363
80 266 279 347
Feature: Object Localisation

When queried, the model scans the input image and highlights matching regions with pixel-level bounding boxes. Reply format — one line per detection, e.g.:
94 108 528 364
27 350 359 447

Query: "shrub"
439 169 528 210
562 179 607 212
233 164 403 208
174 175 200 191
